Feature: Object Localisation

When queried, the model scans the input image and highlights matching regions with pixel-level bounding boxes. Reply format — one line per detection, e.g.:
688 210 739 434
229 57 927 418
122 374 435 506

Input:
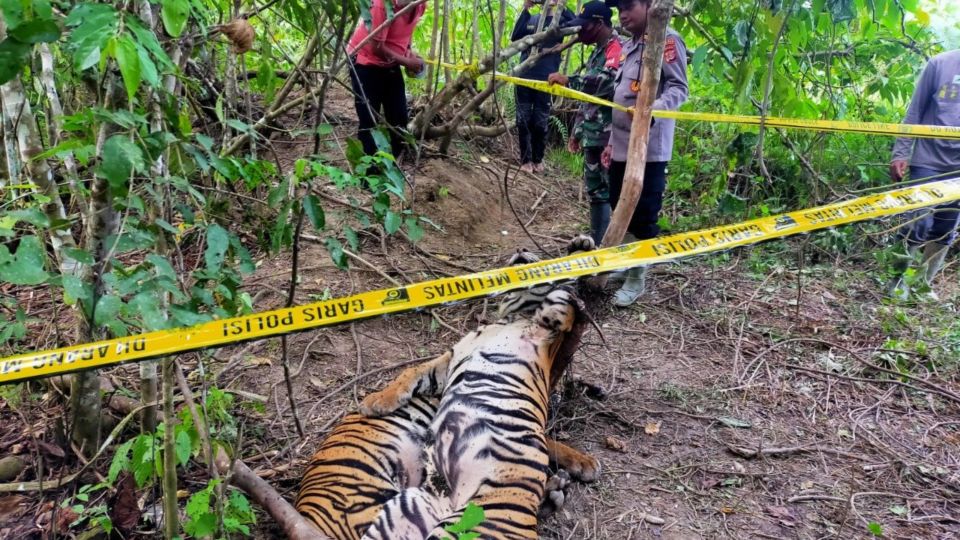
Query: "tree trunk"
0 18 79 275
38 43 85 211
595 0 675 279
162 357 179 539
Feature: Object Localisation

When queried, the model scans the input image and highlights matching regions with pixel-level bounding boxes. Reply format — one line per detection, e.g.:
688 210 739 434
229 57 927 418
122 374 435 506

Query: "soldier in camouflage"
548 1 622 244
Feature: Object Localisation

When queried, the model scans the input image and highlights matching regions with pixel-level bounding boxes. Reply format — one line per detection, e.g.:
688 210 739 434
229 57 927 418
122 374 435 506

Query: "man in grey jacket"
888 49 960 300
601 0 689 306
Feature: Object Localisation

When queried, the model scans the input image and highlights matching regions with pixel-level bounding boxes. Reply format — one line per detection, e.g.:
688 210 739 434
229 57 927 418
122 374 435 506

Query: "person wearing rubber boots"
600 0 689 306
512 0 574 173
547 1 622 245
887 49 960 300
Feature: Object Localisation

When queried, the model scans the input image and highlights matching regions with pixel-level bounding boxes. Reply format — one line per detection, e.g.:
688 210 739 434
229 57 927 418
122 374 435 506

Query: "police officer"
547 1 622 245
601 0 689 306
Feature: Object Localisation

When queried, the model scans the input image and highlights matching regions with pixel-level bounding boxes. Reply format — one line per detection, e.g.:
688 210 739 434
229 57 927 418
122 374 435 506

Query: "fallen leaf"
109 474 140 533
731 461 745 473
766 505 796 527
54 505 78 532
766 505 792 519
645 421 661 435
35 439 65 459
719 506 736 514
0 495 27 522
604 436 627 452
245 356 272 367
800 480 814 490
717 417 752 429
479 156 490 163
309 377 326 390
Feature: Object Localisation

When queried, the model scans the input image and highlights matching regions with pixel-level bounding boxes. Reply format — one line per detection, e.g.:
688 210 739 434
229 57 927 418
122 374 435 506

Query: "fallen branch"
214 448 330 540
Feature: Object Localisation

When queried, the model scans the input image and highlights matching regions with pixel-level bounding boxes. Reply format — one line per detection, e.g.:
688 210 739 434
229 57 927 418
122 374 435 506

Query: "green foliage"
185 480 256 538
59 483 113 535
867 521 884 537
443 502 485 540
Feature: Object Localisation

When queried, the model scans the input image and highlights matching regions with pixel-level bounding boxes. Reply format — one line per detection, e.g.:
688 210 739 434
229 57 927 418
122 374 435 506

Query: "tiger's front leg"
360 351 452 417
546 438 600 482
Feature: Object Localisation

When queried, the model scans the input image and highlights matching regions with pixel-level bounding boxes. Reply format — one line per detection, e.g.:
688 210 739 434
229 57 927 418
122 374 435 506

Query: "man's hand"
405 53 425 74
524 0 536 9
567 136 581 153
547 72 569 86
601 145 613 169
890 159 909 182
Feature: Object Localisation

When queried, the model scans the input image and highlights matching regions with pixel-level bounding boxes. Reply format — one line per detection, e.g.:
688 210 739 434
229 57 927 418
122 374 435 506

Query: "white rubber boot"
918 242 949 301
613 266 647 306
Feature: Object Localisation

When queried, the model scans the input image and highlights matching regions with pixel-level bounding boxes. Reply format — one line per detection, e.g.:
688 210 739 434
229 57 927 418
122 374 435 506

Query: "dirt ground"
2 86 959 539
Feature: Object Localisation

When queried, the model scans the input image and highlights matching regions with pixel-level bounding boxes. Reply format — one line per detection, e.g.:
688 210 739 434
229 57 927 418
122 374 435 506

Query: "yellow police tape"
2 179 960 385
424 58 960 140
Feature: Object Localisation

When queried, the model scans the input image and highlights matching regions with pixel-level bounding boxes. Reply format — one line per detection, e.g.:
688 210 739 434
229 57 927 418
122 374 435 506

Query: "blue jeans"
899 166 960 247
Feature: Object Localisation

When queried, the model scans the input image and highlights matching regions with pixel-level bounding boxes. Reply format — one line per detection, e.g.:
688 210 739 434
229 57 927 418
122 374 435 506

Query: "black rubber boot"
590 203 611 246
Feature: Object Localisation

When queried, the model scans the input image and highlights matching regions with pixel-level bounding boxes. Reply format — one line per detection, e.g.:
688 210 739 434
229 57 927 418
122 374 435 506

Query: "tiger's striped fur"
296 236 599 539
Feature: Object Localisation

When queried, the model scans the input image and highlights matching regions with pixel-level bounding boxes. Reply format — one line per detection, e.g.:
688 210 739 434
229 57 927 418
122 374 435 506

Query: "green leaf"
303 195 325 231
99 135 145 192
9 19 61 43
1 0 25 29
383 210 401 235
0 208 50 232
0 236 49 285
867 522 883 537
170 306 212 327
0 39 31 85
93 295 123 328
107 439 134 485
114 36 141 101
325 237 347 270
445 503 485 534
128 292 166 331
130 434 158 487
62 276 92 306
64 247 94 265
65 3 119 71
405 217 424 243
204 223 229 273
175 429 192 466
133 40 159 87
344 225 359 251
161 0 190 38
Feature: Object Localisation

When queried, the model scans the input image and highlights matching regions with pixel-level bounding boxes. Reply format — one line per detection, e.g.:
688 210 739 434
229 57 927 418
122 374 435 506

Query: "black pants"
349 60 409 157
608 160 668 240
515 86 551 164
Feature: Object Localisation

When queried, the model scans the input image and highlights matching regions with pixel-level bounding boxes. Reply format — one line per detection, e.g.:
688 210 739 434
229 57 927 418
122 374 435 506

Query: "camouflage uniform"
568 34 622 242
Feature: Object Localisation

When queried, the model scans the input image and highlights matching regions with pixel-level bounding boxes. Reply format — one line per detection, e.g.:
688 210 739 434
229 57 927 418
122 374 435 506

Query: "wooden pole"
599 0 675 249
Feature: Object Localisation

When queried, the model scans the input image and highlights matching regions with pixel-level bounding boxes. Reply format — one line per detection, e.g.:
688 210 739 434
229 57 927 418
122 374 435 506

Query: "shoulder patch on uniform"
605 40 623 69
664 37 677 64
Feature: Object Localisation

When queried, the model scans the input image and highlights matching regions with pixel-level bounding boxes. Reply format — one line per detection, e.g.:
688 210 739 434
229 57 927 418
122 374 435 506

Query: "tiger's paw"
555 446 600 483
359 390 404 417
508 247 540 266
534 289 577 332
566 234 596 255
538 469 571 518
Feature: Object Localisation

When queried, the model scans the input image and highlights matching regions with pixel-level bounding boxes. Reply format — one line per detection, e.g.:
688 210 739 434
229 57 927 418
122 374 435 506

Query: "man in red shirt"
347 0 426 158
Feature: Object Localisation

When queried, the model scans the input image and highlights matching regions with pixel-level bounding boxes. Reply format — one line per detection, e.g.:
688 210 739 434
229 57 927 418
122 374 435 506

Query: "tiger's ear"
508 247 540 266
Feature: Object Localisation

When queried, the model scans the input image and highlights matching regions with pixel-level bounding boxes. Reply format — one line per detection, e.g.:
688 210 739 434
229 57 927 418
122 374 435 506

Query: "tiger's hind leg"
546 438 600 482
360 351 452 417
